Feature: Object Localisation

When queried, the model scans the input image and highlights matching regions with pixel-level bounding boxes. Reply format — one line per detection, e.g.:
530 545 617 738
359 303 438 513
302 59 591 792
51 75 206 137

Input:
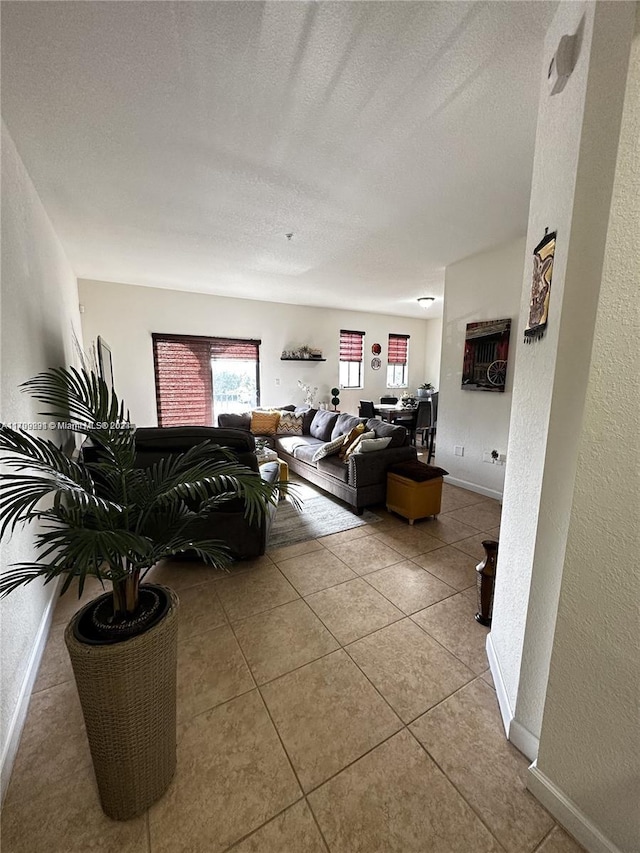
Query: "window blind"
153 335 214 426
388 334 409 365
152 334 262 427
210 338 261 361
339 330 364 361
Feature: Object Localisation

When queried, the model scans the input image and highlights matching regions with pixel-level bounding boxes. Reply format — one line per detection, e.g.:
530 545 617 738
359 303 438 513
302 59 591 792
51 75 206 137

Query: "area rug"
269 476 382 548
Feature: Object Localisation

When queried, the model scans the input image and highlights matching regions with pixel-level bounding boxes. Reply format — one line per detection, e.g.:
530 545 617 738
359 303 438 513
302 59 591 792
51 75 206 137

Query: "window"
153 334 260 426
387 333 409 388
339 329 364 389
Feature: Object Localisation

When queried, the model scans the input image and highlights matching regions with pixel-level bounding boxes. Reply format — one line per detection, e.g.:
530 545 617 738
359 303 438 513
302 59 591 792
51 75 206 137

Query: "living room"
1 3 638 853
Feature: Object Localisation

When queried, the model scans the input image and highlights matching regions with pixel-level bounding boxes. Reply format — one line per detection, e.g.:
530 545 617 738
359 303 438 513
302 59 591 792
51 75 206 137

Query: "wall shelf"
280 357 326 362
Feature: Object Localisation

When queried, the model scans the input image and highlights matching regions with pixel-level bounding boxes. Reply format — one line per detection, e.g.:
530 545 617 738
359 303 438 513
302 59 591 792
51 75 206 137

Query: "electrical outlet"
483 451 494 464
497 453 506 465
275 378 280 386
454 445 464 457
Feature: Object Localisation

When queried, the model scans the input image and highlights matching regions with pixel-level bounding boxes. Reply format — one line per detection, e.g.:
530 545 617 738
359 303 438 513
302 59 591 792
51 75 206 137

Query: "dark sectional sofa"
133 427 279 559
218 407 417 514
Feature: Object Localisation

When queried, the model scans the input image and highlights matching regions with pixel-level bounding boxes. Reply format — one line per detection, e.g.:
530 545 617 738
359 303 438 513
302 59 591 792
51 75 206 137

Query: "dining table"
374 402 417 423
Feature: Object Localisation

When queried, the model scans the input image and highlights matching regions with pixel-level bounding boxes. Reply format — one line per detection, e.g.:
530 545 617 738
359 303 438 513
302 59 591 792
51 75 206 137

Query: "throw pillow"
354 436 392 454
277 411 304 436
343 430 376 460
250 410 280 436
311 434 346 462
338 423 365 460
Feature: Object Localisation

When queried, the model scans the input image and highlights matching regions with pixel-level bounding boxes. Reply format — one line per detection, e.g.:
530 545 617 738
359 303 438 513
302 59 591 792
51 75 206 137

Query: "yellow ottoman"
386 461 448 525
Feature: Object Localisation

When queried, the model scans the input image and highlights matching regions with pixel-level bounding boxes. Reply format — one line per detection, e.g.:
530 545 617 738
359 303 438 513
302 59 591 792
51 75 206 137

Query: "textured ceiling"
1 1 555 318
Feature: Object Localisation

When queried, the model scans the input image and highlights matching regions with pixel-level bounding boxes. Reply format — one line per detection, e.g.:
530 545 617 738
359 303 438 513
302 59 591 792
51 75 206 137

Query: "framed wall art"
461 319 511 392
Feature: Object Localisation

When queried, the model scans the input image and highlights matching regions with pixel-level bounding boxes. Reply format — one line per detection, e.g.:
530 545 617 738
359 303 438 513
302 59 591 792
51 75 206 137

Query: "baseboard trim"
443 475 503 502
528 764 623 853
486 633 538 761
486 632 512 736
0 583 59 804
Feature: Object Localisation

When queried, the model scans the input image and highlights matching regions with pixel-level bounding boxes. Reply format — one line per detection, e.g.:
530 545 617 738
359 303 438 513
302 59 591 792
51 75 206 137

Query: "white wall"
0 122 82 797
532 10 640 851
490 0 636 759
436 238 525 499
78 280 435 425
423 317 442 389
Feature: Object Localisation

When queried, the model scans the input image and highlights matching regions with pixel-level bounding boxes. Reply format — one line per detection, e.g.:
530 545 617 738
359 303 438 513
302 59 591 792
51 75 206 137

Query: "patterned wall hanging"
524 229 556 343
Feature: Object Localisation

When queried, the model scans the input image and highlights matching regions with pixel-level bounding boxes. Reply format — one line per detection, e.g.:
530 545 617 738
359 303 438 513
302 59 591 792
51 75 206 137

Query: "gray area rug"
269 477 382 548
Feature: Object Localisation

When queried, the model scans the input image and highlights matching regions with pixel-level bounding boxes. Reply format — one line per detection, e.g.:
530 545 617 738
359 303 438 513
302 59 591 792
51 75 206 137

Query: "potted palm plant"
0 367 282 819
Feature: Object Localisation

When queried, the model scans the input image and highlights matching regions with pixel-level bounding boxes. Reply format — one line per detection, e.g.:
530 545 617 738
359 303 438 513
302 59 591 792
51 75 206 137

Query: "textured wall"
78 279 435 423
490 1 635 743
0 122 82 793
423 317 443 390
437 238 525 498
536 9 640 850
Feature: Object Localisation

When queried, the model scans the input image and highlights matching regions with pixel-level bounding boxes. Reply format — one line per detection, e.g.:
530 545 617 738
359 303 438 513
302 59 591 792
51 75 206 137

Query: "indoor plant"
416 382 435 398
0 367 282 819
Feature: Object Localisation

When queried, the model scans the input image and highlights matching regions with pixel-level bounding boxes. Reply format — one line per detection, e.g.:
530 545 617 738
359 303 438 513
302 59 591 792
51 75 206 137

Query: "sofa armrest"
348 445 417 488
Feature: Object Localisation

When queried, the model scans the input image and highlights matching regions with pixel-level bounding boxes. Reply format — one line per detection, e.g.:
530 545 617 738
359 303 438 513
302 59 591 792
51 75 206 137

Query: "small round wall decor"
371 357 381 370
371 343 382 355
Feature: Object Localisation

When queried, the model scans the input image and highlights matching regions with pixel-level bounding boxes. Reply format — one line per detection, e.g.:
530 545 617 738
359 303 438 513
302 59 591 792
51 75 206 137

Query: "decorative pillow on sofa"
277 411 304 436
338 423 365 460
296 407 317 434
353 436 392 454
309 410 339 442
250 410 280 436
343 430 375 460
311 434 346 462
217 412 251 431
365 418 407 448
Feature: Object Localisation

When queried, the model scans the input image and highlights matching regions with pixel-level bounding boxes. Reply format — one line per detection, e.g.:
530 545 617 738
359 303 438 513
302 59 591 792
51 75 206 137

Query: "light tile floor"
1 482 586 853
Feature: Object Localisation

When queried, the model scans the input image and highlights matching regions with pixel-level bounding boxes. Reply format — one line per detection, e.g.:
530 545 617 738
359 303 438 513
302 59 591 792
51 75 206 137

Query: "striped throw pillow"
312 434 346 462
277 411 304 435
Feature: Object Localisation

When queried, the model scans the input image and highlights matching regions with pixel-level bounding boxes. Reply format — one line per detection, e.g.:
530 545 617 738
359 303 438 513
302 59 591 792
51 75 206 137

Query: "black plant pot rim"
71 583 172 647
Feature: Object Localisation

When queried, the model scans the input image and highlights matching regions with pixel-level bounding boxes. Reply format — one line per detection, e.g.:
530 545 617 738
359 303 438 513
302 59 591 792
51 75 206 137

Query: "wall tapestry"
461 318 511 392
524 229 556 343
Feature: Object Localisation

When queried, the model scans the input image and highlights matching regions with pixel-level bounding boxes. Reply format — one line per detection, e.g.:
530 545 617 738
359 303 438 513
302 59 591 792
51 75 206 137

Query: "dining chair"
380 396 398 404
414 399 433 447
359 400 375 418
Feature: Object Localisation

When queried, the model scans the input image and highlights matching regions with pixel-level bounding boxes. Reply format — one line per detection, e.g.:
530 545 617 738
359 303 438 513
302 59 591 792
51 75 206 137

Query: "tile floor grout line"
407 730 512 853
225 616 308 800
531 824 558 852
357 564 460 613
218 794 307 853
407 610 488 677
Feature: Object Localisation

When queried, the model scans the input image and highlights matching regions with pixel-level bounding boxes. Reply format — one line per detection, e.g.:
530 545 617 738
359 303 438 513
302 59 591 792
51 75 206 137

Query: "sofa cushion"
295 406 317 433
309 410 339 441
217 412 251 431
295 443 324 464
275 435 322 456
311 434 345 462
277 411 304 435
317 456 349 483
366 418 407 448
330 413 365 440
251 410 280 436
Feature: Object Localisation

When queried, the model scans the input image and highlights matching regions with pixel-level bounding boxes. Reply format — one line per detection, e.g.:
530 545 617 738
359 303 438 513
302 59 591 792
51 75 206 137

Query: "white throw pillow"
311 434 346 462
353 437 392 454
343 430 376 459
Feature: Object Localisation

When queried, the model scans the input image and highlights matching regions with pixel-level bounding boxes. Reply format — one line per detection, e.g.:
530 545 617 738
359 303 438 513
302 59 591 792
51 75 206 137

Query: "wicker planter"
65 584 179 820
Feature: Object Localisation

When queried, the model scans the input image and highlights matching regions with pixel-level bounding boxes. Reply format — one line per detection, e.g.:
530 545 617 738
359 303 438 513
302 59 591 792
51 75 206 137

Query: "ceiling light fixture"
417 297 435 307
